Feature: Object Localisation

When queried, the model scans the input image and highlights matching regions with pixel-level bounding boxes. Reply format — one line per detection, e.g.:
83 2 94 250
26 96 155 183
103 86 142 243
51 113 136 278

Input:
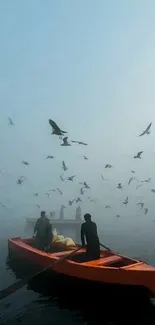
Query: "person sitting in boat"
81 213 100 260
34 211 50 251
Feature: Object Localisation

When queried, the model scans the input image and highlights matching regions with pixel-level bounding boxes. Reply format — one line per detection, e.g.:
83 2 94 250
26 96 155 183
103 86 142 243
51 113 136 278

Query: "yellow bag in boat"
52 229 58 243
55 238 66 245
65 237 76 246
55 235 64 241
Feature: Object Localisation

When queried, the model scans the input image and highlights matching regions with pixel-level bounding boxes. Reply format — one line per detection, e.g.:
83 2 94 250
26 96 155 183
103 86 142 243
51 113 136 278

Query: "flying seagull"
69 199 74 206
141 178 151 183
105 205 111 208
144 208 148 215
62 161 68 171
60 175 65 181
134 151 143 159
105 164 112 169
136 184 143 190
139 122 152 137
137 202 144 209
117 183 123 189
84 156 88 160
49 119 67 136
89 199 96 203
36 205 40 208
57 188 63 195
71 140 88 146
8 117 14 126
76 197 82 203
116 215 120 218
33 193 39 196
151 189 155 193
80 188 84 195
17 176 25 185
46 155 54 159
61 205 66 209
131 170 135 174
22 161 29 166
45 192 50 198
61 137 71 146
84 181 90 189
49 189 56 192
68 175 76 182
128 177 136 185
123 197 128 205
101 174 108 181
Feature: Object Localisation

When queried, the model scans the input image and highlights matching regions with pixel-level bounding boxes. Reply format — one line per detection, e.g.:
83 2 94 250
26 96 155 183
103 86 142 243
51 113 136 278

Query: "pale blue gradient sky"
0 1 155 241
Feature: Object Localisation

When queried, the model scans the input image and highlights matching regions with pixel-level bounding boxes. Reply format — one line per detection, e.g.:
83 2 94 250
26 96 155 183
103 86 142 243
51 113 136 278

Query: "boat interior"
69 250 138 268
23 238 139 268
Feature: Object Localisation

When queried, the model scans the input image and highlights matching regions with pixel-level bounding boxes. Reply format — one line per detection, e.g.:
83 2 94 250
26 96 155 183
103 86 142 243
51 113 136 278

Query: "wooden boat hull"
8 237 155 298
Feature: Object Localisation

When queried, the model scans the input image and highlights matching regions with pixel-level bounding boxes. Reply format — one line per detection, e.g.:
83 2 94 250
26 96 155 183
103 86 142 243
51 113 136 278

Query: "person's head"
84 213 91 222
40 211 46 219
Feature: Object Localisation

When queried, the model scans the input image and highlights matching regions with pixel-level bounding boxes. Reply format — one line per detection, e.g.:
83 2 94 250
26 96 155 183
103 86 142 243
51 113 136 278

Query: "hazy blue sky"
0 1 155 241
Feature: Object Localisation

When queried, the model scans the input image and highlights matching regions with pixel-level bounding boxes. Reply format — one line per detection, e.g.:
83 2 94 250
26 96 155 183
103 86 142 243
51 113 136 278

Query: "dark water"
1 230 155 325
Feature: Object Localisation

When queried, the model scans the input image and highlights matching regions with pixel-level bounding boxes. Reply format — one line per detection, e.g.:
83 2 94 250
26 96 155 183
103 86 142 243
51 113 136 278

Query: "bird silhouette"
137 202 144 209
61 137 71 146
89 199 96 203
33 193 39 196
105 205 111 208
46 155 54 159
69 199 74 206
60 175 65 181
136 184 143 190
8 117 14 126
62 161 68 171
49 119 67 136
84 156 88 160
141 178 151 183
45 192 50 198
17 176 25 185
105 164 112 169
71 140 88 145
151 189 155 193
68 175 76 182
144 208 148 215
80 188 84 195
117 183 123 189
22 161 29 166
134 151 143 159
76 197 82 203
57 188 63 195
101 174 108 181
139 122 152 136
123 197 128 205
128 177 136 185
84 182 90 189
131 170 135 174
116 215 120 218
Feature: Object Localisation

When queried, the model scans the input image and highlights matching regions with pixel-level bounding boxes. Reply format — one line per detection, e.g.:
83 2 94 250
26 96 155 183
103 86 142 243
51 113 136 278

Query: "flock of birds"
1 118 155 219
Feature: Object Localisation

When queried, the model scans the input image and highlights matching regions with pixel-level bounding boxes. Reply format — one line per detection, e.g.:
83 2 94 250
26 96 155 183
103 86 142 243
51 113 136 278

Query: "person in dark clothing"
45 222 53 253
81 214 100 260
34 211 50 251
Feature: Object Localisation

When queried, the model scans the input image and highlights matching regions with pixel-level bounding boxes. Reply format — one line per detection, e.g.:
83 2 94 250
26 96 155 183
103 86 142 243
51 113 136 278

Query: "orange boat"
8 237 155 298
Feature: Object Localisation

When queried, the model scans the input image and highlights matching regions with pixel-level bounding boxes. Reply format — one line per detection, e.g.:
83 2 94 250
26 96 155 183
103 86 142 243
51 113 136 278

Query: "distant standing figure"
60 206 64 220
34 211 49 251
76 206 81 220
81 214 100 260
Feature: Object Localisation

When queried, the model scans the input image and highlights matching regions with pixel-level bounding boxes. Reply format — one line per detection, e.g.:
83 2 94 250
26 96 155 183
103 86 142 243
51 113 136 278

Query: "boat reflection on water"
6 255 155 325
